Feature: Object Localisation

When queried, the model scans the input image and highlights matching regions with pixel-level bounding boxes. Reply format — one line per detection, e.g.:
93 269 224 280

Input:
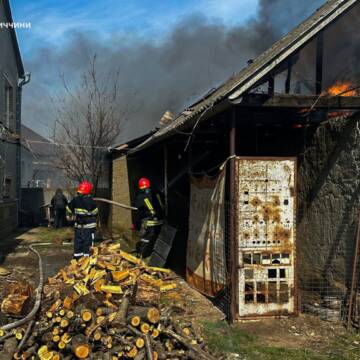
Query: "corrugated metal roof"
133 0 358 152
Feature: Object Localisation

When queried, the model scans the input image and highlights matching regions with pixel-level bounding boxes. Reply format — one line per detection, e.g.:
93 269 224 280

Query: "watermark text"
0 22 31 29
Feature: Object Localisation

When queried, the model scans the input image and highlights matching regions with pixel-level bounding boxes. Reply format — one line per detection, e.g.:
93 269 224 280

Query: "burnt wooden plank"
315 32 324 95
239 94 360 109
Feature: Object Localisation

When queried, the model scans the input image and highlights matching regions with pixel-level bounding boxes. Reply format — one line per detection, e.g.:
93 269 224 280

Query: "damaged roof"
133 0 358 152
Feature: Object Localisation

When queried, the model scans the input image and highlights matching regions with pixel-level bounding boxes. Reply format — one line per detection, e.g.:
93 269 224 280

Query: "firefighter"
66 181 98 259
133 177 164 258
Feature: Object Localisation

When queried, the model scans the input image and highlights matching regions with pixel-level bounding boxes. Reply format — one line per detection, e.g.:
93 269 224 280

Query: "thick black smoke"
22 0 324 142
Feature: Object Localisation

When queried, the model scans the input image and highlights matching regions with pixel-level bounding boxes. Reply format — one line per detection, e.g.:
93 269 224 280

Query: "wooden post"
268 75 275 97
229 107 237 322
285 59 292 94
164 145 168 219
347 208 360 329
316 32 324 95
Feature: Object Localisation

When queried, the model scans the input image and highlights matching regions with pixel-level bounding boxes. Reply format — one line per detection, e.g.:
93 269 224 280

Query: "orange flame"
326 81 357 96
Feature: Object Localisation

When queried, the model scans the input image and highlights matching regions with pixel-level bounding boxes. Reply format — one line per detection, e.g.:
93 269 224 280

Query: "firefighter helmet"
77 181 92 195
138 178 150 190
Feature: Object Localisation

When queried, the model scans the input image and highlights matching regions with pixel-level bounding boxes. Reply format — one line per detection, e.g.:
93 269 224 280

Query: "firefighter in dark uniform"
66 181 98 259
134 178 164 258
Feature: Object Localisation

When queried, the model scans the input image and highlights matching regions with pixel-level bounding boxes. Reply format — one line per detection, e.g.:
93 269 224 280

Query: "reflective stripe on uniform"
144 198 155 215
140 239 150 243
75 222 97 229
145 220 163 227
74 208 98 216
66 206 72 214
74 252 83 257
156 194 164 210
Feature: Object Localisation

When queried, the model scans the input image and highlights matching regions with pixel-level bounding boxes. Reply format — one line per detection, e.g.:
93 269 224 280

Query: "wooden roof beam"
236 94 360 109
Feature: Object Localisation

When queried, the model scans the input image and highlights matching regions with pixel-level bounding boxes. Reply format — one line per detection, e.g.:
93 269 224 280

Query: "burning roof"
132 0 359 153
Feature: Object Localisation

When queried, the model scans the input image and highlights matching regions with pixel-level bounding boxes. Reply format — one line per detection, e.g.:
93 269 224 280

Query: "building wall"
0 2 21 237
297 114 360 297
111 156 132 232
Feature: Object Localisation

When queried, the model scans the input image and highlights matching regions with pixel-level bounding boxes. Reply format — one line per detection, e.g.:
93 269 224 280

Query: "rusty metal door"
235 158 297 318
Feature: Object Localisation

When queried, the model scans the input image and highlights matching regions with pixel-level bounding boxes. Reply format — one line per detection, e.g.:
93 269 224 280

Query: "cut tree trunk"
0 337 17 360
135 286 160 306
1 295 29 316
112 297 130 328
129 307 160 324
72 334 90 359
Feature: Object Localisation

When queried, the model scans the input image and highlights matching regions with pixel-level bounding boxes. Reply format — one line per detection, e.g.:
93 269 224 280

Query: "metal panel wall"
235 157 297 318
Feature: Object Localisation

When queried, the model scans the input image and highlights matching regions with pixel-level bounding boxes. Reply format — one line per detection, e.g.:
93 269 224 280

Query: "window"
4 78 14 129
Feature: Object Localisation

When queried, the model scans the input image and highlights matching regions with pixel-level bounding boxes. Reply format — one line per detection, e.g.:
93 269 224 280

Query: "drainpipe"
16 72 31 225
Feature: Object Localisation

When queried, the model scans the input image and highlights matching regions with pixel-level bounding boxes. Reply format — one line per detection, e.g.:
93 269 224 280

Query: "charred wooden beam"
285 59 292 94
268 75 275 96
238 94 360 109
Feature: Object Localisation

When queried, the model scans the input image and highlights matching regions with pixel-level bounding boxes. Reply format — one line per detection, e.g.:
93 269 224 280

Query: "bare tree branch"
51 56 125 192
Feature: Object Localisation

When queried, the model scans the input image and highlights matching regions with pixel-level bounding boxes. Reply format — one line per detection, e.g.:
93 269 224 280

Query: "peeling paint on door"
235 157 297 318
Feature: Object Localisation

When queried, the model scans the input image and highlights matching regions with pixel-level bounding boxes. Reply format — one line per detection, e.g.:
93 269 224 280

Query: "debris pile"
0 242 213 360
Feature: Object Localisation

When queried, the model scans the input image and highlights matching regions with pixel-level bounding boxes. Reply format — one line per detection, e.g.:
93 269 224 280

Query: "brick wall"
0 201 17 238
111 156 132 232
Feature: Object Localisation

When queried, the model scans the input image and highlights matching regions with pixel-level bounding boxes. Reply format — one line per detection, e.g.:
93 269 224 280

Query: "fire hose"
93 197 137 211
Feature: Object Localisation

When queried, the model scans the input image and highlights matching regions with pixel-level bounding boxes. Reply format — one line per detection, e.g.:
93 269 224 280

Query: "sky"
11 0 260 56
9 0 324 142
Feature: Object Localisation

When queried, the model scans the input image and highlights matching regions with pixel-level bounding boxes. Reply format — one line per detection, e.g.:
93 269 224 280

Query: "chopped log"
134 349 146 360
151 329 160 339
129 307 160 324
159 284 176 292
41 332 53 344
112 297 130 328
72 334 90 359
61 333 71 344
127 346 138 358
60 319 69 328
81 309 94 322
93 331 102 341
128 316 141 327
100 285 123 294
135 285 160 306
162 329 215 360
66 310 74 319
20 343 39 359
46 311 53 319
111 270 130 282
0 337 17 360
63 296 73 310
135 338 145 349
1 295 29 316
140 323 150 334
96 307 113 317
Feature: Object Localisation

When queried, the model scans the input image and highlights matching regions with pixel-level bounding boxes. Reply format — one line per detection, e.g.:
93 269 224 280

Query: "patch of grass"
202 320 360 359
36 227 73 243
201 321 321 360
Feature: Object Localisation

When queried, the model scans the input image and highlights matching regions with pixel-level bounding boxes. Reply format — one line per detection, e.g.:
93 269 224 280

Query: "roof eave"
3 0 25 78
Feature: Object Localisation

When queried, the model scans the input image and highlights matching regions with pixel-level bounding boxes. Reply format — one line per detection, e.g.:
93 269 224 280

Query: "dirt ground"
0 227 358 359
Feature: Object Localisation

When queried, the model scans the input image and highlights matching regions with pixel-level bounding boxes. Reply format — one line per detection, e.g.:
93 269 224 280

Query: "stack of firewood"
0 242 214 360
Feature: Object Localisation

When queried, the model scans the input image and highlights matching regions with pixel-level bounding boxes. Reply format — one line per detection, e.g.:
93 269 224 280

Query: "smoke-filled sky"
11 0 324 143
